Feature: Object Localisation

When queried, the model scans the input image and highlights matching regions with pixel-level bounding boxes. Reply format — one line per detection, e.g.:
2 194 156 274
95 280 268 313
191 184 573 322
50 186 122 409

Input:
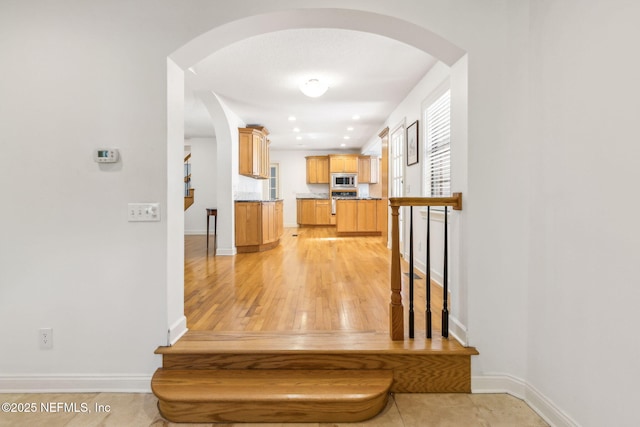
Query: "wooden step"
155 331 478 393
152 368 393 423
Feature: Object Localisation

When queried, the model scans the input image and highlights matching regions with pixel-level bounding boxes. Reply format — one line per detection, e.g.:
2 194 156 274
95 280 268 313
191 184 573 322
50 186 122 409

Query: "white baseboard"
473 374 579 427
410 260 444 289
405 263 466 343
184 230 207 235
167 315 188 346
215 247 237 256
0 374 152 393
448 314 468 346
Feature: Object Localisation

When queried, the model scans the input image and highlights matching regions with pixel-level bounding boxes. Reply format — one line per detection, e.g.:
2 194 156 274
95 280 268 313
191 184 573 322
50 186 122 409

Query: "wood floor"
153 234 476 423
186 226 444 336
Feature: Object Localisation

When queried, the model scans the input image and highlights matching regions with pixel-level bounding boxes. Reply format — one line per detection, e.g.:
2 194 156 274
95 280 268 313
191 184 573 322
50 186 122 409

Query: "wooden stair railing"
184 153 194 211
389 193 462 341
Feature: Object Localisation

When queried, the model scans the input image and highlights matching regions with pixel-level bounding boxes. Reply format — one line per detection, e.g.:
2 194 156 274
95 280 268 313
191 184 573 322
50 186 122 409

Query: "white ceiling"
184 28 437 151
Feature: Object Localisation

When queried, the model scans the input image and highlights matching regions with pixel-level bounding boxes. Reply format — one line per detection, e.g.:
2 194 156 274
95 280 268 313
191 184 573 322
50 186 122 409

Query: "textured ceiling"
184 28 437 151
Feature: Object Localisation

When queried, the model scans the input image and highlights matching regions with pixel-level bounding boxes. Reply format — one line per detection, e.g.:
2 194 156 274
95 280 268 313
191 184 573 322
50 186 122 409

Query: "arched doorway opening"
165 8 468 344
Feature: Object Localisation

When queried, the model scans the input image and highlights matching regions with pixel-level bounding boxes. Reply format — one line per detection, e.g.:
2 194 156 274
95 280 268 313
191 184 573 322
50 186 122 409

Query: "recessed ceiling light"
296 136 302 140
352 115 360 120
288 115 296 121
299 79 329 98
347 127 354 131
293 127 300 132
340 143 346 147
343 136 350 140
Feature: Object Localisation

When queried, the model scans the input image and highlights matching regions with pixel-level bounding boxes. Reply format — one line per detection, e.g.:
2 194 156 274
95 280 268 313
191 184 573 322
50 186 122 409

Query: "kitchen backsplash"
234 191 263 200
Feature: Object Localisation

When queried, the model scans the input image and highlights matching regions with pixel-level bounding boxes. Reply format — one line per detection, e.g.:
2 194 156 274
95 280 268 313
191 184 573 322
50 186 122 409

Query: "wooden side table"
206 208 217 252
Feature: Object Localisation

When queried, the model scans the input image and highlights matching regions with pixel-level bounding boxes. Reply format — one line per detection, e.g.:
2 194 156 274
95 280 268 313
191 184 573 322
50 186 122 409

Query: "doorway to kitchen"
390 124 405 255
167 7 469 343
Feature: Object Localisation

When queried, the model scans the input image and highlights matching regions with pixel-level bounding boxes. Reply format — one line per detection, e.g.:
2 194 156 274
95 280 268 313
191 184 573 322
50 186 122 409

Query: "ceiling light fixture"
288 115 296 121
343 136 350 140
352 115 360 120
299 78 329 98
293 127 300 132
347 127 354 131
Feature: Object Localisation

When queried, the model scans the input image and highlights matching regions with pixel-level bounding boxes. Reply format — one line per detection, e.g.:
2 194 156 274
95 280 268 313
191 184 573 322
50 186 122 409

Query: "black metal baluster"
409 206 414 339
442 206 449 338
426 206 432 339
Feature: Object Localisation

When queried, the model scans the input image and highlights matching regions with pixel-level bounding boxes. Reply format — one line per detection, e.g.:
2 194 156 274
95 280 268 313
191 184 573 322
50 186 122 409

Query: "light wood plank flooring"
186 226 444 336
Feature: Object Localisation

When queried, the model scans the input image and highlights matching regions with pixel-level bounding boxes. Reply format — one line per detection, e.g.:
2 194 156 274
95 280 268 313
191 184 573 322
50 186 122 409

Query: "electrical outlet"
39 328 53 349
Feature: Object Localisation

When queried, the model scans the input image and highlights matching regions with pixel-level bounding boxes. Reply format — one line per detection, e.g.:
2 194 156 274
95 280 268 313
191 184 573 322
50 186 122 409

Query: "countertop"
334 197 382 200
235 199 283 202
296 193 329 199
296 193 381 201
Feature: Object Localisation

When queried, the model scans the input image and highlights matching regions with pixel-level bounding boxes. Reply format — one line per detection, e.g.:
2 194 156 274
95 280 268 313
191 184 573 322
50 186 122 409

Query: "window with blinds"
423 89 451 197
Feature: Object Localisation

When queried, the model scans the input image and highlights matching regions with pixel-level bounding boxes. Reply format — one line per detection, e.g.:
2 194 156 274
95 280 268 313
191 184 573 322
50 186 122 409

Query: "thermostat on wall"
95 148 120 163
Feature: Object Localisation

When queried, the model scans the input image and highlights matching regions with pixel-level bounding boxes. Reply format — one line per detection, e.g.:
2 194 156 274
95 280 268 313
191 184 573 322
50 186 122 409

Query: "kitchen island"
235 199 283 253
295 194 384 235
296 194 334 226
335 198 383 236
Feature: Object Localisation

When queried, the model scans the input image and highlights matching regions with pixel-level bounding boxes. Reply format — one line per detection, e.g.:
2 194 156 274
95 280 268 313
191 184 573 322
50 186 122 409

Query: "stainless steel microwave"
331 173 357 189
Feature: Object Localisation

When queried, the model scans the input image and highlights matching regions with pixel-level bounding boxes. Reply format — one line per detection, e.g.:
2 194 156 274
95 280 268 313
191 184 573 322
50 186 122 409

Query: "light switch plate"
128 203 160 222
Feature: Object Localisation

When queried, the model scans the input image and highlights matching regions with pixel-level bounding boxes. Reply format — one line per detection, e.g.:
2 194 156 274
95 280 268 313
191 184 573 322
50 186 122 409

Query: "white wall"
184 138 217 234
367 62 467 337
2 1 638 425
0 0 524 393
197 91 250 255
525 2 640 426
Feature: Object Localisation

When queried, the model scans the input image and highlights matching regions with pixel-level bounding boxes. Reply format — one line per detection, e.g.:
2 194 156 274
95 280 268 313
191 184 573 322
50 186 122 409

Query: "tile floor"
0 392 549 426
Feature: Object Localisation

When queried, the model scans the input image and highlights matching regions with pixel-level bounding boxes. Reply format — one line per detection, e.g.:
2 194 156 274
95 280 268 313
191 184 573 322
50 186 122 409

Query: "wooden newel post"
389 203 404 340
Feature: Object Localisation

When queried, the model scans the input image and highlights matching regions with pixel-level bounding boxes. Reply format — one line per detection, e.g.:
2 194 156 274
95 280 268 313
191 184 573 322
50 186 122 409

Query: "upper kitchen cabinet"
239 126 270 179
306 156 329 184
358 156 380 184
329 154 358 173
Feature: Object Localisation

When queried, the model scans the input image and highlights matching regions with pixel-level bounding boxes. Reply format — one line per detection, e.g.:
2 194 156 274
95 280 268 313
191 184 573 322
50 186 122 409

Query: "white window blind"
425 90 451 197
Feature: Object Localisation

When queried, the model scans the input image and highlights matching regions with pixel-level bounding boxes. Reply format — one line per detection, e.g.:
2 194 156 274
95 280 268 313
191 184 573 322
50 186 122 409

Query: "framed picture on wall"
406 120 419 166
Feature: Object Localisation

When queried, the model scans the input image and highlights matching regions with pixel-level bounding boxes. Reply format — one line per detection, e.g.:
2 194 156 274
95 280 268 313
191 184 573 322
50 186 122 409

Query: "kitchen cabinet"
306 156 329 184
235 200 283 252
261 202 276 244
315 199 332 225
336 199 380 235
329 154 358 173
356 200 378 231
297 199 316 225
358 156 379 184
336 200 358 233
235 202 261 246
239 126 270 179
296 199 333 225
275 200 283 238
